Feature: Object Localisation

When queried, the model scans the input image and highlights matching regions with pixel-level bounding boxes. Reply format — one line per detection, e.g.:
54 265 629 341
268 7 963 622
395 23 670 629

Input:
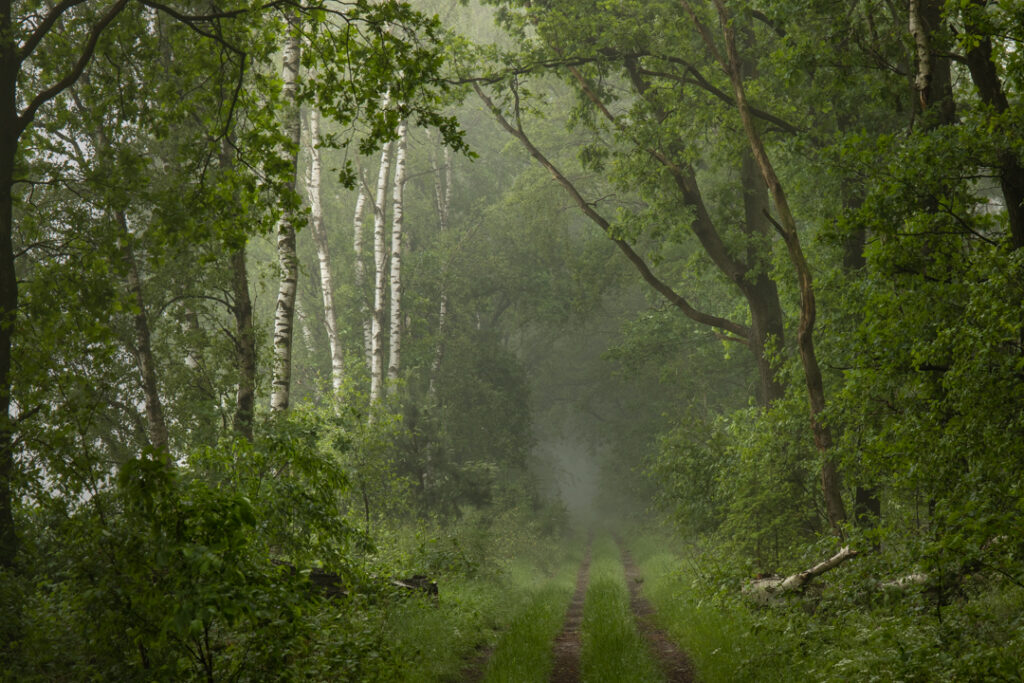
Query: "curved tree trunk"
388 120 407 387
712 0 847 532
270 12 302 413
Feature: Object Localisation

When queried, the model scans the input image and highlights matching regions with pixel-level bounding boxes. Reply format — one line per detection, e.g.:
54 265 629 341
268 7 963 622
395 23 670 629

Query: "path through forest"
463 536 693 682
549 543 592 681
546 537 693 682
618 544 694 682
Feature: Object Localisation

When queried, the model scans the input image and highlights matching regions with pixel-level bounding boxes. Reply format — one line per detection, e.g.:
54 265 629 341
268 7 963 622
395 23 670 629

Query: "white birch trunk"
352 170 372 371
429 140 453 394
306 109 344 393
270 15 302 413
387 121 408 387
369 140 394 405
295 297 316 355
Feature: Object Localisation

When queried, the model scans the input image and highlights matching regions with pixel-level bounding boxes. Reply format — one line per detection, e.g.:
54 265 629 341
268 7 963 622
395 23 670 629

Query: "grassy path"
548 540 591 682
458 533 696 683
577 536 667 682
619 544 695 682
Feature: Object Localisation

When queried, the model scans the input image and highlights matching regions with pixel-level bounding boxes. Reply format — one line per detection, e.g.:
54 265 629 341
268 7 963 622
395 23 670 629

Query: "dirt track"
619 545 695 682
466 537 693 682
549 543 592 682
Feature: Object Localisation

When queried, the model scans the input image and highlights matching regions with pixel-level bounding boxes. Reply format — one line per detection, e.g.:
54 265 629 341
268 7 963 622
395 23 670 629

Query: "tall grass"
580 535 664 682
482 558 579 682
385 533 583 681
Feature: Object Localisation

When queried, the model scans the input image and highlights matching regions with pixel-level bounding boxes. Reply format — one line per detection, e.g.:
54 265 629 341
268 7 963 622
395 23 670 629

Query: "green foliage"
632 533 1024 682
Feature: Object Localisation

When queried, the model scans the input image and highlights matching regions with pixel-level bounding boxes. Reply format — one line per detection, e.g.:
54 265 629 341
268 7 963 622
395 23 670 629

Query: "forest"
1 0 1023 679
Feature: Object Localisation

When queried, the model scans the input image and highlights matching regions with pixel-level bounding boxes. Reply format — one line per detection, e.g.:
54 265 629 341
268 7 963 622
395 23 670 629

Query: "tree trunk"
306 109 344 393
713 0 847 532
840 194 881 528
739 148 786 406
270 13 302 413
962 1 1024 250
230 247 256 441
388 120 407 387
429 141 453 395
909 0 957 124
0 120 18 568
370 140 394 405
218 139 257 442
744 546 858 601
118 213 169 452
352 168 372 371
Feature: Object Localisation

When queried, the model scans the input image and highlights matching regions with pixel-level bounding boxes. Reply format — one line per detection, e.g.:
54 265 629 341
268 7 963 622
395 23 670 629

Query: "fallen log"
744 546 858 602
391 574 439 597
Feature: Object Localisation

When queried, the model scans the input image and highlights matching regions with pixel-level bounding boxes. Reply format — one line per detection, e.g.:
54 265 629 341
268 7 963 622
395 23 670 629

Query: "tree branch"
17 0 130 134
18 0 91 60
473 82 750 341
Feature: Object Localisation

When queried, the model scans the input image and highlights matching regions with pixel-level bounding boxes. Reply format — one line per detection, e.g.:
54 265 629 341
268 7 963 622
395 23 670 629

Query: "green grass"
580 536 664 683
384 538 583 682
630 536 760 682
482 558 579 682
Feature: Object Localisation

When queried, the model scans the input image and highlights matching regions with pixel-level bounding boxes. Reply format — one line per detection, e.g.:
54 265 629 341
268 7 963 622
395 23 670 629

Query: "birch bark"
370 140 394 404
352 169 372 370
306 109 345 392
270 12 302 413
429 139 452 394
387 120 408 386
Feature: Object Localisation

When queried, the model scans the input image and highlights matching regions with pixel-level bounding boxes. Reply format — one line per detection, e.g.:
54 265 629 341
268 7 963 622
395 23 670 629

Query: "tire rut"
618 543 695 682
549 542 592 683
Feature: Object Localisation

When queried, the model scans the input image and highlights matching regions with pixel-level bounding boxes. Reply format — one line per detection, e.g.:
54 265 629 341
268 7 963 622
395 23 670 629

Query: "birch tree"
388 120 408 386
428 139 453 395
352 170 373 370
306 109 344 392
269 12 302 413
370 140 394 404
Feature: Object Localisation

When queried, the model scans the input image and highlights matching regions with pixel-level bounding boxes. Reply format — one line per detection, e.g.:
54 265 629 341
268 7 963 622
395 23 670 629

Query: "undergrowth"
630 533 1024 682
382 516 582 681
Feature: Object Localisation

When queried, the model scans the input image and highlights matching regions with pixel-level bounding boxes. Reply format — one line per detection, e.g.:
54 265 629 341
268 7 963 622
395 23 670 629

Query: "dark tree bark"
739 149 786 406
118 213 169 452
962 0 1024 251
230 247 256 441
1 0 131 565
